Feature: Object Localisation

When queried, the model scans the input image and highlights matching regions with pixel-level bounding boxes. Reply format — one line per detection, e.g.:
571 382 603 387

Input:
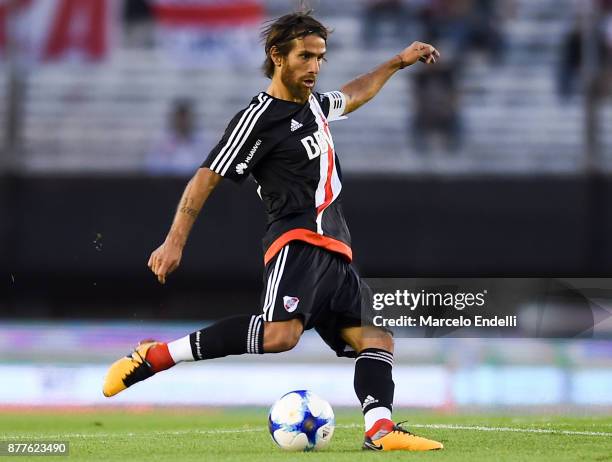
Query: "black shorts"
259 241 371 358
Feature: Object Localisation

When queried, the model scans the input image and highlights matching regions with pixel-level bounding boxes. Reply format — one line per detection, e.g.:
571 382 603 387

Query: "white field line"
2 423 611 440
407 423 612 437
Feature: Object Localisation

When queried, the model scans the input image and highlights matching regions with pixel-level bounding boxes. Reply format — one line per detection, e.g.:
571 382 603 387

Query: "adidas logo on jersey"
291 119 303 132
362 395 379 410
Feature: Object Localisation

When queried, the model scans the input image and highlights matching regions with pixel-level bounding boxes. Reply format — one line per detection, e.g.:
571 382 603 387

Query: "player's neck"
266 80 310 105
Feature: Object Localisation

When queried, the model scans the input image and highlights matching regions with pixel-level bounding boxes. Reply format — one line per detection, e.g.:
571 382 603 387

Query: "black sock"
354 348 394 415
189 315 264 360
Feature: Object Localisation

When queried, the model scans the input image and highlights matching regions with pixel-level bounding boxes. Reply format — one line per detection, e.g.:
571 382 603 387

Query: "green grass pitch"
1 408 611 461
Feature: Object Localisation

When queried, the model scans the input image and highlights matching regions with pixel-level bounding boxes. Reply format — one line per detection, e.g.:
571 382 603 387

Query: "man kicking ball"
103 10 442 452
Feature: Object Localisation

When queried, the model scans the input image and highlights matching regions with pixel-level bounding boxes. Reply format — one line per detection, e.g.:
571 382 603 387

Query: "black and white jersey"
202 90 351 265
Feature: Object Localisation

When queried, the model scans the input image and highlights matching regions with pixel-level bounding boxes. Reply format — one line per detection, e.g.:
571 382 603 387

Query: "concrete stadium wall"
1 175 612 318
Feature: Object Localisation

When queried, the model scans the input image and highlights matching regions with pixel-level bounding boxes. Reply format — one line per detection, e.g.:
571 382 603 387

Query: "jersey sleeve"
201 95 273 183
318 91 348 122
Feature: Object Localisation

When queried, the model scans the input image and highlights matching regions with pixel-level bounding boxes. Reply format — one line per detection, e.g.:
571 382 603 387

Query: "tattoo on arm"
179 196 199 218
179 206 199 218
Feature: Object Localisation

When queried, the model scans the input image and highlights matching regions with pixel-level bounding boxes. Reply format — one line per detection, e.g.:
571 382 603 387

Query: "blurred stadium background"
0 0 611 409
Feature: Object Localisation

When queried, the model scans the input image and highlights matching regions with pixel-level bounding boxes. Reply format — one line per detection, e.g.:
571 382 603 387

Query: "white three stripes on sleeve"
328 91 344 110
322 91 347 122
209 94 273 176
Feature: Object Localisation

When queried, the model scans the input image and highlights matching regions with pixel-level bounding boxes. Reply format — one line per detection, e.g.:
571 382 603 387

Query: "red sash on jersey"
264 229 353 266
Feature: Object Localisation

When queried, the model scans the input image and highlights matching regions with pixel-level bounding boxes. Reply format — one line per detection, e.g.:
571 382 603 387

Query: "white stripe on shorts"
263 246 289 321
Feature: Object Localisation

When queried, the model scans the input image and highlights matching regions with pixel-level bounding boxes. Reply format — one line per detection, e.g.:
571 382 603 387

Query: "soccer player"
103 11 442 451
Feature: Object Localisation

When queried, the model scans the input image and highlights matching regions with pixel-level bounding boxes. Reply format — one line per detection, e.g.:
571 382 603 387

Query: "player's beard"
280 64 313 103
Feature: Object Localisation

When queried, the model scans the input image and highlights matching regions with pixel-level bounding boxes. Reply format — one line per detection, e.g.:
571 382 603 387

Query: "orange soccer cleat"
102 341 162 397
363 419 443 451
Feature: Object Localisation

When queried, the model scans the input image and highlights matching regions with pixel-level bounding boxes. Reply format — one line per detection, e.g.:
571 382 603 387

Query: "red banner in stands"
0 0 111 63
153 1 263 26
43 0 108 60
0 0 32 57
152 0 264 68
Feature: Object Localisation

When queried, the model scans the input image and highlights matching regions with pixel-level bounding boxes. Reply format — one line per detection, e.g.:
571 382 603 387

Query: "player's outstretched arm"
148 167 222 284
341 41 440 115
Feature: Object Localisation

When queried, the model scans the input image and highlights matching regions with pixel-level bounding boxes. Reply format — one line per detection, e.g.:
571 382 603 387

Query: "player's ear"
270 46 283 68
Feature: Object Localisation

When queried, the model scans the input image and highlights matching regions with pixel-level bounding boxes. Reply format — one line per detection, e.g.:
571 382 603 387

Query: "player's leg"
155 315 303 365
153 316 303 365
103 244 310 397
340 325 396 434
263 318 304 352
340 325 443 451
102 317 303 397
320 262 442 451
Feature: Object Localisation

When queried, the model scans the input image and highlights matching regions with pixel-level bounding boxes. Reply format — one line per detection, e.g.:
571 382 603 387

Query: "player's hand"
147 240 183 284
398 41 440 67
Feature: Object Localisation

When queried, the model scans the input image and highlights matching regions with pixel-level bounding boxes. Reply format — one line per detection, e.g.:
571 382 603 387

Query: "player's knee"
359 329 394 353
272 334 300 352
263 319 303 352
379 332 394 352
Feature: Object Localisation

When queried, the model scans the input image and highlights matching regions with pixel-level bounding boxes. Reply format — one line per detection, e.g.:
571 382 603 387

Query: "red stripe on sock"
146 343 175 373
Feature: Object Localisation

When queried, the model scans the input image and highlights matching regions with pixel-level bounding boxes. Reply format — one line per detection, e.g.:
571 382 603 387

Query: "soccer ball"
268 390 335 451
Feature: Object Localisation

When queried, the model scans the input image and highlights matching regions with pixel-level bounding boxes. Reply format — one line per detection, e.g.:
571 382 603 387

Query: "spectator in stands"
420 0 505 65
361 0 407 48
468 0 506 64
123 0 154 48
602 0 612 95
146 99 208 176
411 61 462 152
557 16 608 100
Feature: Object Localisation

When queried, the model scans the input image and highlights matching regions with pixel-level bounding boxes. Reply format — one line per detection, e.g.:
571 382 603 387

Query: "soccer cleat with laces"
363 418 443 451
102 341 160 397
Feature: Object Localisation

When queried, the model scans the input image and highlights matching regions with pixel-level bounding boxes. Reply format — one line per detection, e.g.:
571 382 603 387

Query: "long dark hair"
260 10 330 79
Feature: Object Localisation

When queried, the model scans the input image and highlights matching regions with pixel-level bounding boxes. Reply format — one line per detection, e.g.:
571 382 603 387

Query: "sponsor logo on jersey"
245 139 262 163
283 296 300 312
236 139 262 175
300 130 331 160
291 119 303 132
